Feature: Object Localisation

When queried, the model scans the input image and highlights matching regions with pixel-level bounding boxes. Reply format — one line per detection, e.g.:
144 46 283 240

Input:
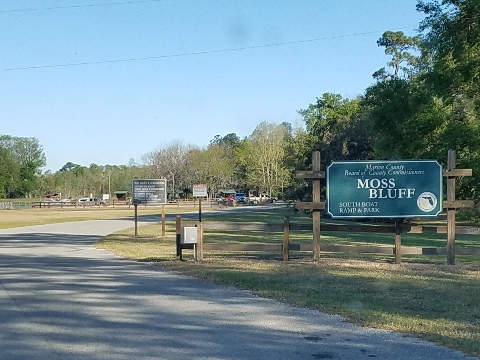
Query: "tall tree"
363 79 446 160
0 145 15 198
141 140 197 196
186 144 235 197
282 125 312 200
416 0 480 200
0 135 46 197
209 133 247 190
299 93 374 164
417 0 480 99
374 31 420 80
245 122 288 196
364 1 480 200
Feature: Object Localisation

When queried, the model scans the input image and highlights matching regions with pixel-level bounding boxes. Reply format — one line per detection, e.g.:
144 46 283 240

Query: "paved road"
0 213 477 360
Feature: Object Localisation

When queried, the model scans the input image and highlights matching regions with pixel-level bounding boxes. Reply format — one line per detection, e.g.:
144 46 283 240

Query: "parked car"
233 193 247 204
248 194 278 204
264 195 279 203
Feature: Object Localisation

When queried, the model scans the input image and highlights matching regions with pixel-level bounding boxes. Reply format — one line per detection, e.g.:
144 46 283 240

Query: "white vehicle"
249 194 277 204
78 197 106 205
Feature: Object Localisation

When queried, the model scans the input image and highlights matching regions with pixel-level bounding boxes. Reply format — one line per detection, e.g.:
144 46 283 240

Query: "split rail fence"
176 150 477 265
175 215 480 263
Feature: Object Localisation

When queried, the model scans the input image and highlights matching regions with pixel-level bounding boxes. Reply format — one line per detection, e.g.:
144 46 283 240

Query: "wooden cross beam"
295 151 325 261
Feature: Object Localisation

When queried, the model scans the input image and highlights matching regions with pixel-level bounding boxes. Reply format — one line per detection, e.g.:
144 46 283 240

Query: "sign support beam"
295 151 325 261
447 150 456 265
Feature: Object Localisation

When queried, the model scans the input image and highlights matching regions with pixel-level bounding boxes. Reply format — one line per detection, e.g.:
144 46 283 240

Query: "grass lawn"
0 205 197 229
96 208 480 357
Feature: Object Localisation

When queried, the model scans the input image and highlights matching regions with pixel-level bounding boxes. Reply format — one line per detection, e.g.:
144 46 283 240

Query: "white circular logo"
417 192 437 212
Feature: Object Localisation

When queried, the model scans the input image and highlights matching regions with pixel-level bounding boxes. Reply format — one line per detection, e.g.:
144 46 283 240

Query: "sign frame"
326 160 443 219
132 179 167 205
193 184 208 198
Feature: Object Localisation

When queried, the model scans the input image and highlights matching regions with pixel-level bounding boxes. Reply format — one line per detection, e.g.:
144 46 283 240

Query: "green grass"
96 209 480 357
0 206 196 229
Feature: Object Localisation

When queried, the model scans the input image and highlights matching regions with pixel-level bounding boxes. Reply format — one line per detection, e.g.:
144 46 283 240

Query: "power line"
0 0 162 13
2 27 415 71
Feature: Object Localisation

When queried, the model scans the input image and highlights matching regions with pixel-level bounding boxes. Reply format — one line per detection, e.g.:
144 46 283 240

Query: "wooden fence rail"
176 216 480 262
31 201 77 208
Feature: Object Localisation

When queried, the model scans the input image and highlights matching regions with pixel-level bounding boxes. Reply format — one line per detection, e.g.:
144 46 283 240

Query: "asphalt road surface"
0 211 477 360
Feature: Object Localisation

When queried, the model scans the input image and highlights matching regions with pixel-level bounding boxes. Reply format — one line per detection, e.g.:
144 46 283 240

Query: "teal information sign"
327 160 442 218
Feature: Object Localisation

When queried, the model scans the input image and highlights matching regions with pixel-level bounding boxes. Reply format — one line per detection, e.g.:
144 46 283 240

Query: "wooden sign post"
295 151 325 261
443 150 473 265
193 184 208 223
161 205 166 236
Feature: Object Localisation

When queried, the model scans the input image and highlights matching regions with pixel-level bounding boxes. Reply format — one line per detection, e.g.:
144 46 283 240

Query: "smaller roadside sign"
193 184 208 197
132 179 167 205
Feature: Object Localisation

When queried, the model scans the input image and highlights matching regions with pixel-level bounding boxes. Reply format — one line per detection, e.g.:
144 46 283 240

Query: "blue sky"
1 0 425 172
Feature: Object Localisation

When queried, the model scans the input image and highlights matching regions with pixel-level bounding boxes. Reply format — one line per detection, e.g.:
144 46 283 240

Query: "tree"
0 135 46 197
415 0 480 200
141 140 197 196
363 79 447 160
299 93 374 164
185 144 235 197
282 125 312 200
244 122 288 196
208 133 248 190
374 31 420 80
363 1 480 200
0 145 14 198
59 162 80 172
417 0 480 99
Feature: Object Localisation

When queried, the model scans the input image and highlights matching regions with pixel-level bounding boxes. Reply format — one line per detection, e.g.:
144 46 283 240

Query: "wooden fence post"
176 215 182 260
195 223 203 261
134 204 138 237
447 150 456 265
441 149 472 265
312 152 321 260
295 151 325 261
395 220 402 264
161 205 165 237
283 216 290 261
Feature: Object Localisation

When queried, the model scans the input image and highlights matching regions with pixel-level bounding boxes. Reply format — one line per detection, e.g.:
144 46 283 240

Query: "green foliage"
206 133 247 191
244 122 289 196
299 93 374 164
375 31 420 79
363 79 446 159
418 0 480 98
0 146 14 198
364 0 480 201
0 135 46 197
186 142 235 195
